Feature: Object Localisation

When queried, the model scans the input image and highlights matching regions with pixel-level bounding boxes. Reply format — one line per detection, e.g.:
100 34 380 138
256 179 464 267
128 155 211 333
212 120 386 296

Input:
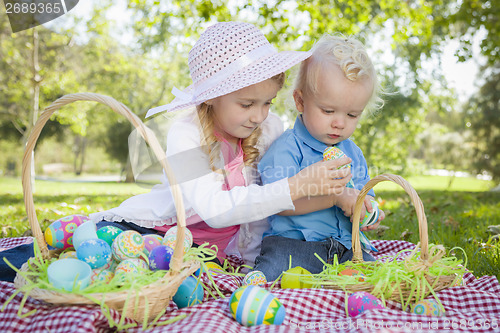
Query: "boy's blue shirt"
258 115 374 250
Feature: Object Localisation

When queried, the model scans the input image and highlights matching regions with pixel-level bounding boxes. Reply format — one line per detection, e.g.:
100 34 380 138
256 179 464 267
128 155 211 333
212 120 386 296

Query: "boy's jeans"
253 235 376 281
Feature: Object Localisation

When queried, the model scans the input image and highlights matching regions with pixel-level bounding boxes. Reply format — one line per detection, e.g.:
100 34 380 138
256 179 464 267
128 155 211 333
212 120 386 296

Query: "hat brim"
168 50 312 113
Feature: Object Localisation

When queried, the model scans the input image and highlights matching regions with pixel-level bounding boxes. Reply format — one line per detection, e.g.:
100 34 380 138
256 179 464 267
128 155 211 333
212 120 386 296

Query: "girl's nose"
250 107 268 124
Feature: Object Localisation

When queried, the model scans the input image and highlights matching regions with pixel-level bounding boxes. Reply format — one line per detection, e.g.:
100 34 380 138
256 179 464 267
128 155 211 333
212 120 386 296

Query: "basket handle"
22 93 187 273
351 174 428 263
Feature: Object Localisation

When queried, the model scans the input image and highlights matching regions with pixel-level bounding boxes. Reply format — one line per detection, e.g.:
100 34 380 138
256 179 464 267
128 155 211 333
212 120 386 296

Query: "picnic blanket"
1 237 499 333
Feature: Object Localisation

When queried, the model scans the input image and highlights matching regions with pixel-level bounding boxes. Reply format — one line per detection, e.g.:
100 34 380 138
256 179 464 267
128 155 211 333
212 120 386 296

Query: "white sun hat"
146 21 311 117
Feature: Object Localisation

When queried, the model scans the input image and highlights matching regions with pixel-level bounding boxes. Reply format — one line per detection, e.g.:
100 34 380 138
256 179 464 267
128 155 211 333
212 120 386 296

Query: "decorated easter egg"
44 214 89 250
142 234 163 256
59 251 78 260
243 270 267 287
112 230 145 261
172 276 204 309
72 221 98 250
203 261 225 275
360 200 380 228
339 269 366 282
323 147 354 188
148 245 174 271
76 239 112 269
115 258 149 275
281 266 314 289
96 225 123 247
162 226 193 254
90 267 114 284
229 285 286 327
347 292 385 317
412 299 444 317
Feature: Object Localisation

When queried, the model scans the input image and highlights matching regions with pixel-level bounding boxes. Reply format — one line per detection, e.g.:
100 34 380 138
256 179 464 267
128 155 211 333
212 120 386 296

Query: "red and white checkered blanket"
1 237 499 332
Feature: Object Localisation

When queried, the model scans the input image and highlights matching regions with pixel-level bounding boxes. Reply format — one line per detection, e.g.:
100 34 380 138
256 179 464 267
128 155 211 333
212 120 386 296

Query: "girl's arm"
166 117 350 229
278 193 340 216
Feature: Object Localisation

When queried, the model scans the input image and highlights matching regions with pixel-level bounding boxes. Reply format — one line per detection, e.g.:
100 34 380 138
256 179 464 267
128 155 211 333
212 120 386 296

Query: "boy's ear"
293 90 304 113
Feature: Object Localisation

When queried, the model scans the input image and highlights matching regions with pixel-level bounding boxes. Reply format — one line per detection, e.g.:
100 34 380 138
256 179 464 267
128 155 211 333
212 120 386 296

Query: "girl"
0 22 351 281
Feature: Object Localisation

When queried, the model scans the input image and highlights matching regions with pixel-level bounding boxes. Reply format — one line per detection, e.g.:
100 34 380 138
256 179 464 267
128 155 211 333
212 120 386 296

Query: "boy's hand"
360 197 386 231
336 192 386 231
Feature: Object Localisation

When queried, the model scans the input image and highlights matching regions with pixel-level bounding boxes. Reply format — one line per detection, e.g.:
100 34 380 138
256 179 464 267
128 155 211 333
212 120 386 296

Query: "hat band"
146 43 276 118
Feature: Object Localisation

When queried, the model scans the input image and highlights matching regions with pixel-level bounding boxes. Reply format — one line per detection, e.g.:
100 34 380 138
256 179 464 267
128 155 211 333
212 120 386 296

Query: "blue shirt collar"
293 115 329 153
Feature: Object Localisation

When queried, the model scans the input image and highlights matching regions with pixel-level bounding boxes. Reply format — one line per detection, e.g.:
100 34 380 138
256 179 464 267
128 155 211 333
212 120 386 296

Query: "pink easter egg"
347 291 385 317
142 234 163 256
44 214 90 250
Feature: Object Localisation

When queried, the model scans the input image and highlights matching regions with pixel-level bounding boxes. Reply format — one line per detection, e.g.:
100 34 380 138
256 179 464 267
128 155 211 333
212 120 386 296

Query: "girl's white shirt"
90 109 294 268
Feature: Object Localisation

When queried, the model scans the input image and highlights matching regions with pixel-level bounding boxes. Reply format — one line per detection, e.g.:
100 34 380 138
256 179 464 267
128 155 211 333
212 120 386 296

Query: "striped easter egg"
229 285 285 327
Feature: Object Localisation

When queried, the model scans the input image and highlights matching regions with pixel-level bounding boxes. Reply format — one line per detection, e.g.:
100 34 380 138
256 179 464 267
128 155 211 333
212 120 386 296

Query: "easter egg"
59 251 78 260
361 200 380 228
243 270 267 287
339 269 366 282
142 234 163 256
162 226 193 254
72 221 98 250
112 230 145 261
347 291 385 317
412 299 444 317
148 245 174 271
115 258 149 275
229 285 285 327
323 147 354 188
47 258 91 292
172 276 204 309
96 225 123 247
44 214 89 250
203 262 225 275
76 238 112 269
90 267 114 284
281 266 314 289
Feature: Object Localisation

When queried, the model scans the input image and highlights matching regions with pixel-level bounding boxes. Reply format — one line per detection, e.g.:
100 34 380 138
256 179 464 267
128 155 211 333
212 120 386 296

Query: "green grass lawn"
1 175 499 279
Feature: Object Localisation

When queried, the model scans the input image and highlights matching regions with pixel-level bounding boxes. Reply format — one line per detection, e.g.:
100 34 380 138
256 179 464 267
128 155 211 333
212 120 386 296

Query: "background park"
0 0 499 281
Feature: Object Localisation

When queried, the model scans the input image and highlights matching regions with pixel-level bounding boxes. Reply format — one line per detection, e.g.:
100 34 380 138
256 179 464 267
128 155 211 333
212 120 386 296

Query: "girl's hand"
288 156 352 200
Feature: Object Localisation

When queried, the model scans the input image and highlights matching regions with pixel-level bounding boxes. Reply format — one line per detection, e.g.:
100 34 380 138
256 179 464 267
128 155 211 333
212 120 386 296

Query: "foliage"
464 65 500 182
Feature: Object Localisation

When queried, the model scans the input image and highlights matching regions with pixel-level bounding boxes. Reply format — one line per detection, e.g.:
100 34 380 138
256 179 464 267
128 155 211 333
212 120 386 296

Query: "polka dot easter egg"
243 270 267 287
76 239 112 269
162 226 193 254
412 299 444 317
142 234 163 257
44 214 89 250
347 292 385 317
96 225 123 247
148 245 174 271
229 285 286 327
112 230 145 261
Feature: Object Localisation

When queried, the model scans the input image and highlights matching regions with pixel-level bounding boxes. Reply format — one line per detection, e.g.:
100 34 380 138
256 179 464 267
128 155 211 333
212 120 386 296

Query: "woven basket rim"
17 92 197 322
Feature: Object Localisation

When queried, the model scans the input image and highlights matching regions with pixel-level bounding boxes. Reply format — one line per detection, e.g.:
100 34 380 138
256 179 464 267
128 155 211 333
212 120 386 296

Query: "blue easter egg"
148 245 174 271
173 276 204 308
229 285 285 327
76 239 112 269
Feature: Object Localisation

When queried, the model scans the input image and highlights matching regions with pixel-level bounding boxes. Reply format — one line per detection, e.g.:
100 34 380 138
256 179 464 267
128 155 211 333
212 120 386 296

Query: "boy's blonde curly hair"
197 73 285 171
294 34 384 115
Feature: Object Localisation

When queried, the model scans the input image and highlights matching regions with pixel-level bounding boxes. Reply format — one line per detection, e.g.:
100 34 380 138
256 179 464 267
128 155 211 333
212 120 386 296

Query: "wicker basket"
14 93 200 322
319 174 460 302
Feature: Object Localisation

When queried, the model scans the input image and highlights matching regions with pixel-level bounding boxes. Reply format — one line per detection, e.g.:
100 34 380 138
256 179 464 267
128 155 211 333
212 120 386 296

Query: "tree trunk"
27 27 42 191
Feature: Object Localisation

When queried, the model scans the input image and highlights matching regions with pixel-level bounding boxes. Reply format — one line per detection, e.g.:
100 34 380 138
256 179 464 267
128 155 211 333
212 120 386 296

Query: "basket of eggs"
12 93 200 324
311 172 466 308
